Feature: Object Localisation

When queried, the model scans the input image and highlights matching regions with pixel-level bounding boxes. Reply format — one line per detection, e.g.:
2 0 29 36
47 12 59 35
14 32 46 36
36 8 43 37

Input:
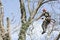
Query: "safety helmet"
42 8 46 12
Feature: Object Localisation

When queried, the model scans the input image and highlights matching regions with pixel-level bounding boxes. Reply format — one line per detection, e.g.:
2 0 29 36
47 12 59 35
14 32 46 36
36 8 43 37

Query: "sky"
1 0 60 40
2 0 20 26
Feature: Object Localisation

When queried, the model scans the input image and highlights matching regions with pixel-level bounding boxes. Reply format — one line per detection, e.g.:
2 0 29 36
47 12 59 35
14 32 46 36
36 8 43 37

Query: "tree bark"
18 22 30 40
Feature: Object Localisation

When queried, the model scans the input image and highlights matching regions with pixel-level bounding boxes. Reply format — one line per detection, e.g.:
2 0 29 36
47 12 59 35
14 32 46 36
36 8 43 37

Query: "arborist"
40 9 51 34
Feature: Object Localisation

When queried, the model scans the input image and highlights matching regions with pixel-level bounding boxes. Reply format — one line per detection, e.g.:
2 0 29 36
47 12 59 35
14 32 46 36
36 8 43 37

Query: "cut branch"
6 17 11 40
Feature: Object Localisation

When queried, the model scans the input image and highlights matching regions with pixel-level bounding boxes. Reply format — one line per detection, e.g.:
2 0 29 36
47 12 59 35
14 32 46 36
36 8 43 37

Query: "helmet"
42 8 46 12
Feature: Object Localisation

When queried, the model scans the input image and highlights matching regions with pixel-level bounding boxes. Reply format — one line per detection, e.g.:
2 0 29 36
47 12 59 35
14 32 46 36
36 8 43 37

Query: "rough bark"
20 0 26 23
18 0 28 40
18 22 30 40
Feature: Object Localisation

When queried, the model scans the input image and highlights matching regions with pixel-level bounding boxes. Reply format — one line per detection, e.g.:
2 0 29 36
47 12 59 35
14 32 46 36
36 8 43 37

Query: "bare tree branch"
6 17 11 40
28 0 32 15
31 0 44 19
19 0 26 23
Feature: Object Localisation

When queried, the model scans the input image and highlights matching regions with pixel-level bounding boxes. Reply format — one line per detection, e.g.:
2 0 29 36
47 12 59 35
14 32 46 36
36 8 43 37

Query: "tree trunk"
18 22 30 40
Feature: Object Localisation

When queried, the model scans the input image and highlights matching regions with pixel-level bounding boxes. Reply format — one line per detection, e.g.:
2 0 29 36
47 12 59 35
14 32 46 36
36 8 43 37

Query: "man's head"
42 9 46 12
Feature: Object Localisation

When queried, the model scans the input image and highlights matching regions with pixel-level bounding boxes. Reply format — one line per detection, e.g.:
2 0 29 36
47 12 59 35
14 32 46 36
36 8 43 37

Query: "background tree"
0 0 11 40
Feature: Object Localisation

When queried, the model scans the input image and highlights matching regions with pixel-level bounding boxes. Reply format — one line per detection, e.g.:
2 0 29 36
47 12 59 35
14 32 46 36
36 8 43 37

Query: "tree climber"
40 9 51 34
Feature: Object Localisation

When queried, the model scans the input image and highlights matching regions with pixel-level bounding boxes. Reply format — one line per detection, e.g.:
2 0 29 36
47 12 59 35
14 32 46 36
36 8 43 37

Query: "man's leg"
42 20 50 34
42 21 47 34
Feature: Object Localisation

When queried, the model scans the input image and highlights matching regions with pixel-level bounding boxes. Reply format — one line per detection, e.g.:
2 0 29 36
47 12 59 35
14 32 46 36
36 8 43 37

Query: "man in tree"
40 9 51 34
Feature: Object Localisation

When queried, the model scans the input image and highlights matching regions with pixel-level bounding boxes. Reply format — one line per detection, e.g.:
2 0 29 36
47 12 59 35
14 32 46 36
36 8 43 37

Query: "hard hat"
42 8 46 12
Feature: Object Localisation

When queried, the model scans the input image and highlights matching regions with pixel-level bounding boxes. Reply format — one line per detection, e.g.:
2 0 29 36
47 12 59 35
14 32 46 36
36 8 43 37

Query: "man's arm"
40 13 45 17
36 13 45 20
